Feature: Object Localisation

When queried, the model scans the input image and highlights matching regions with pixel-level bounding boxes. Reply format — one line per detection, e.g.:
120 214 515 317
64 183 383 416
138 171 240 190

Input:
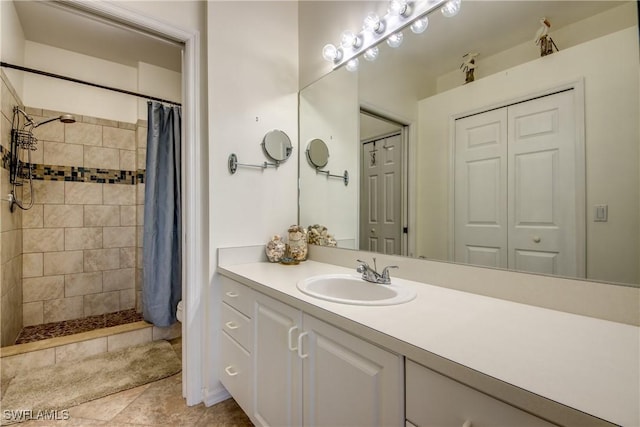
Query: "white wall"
417 27 639 285
299 67 359 245
208 0 299 405
137 62 182 120
0 0 26 96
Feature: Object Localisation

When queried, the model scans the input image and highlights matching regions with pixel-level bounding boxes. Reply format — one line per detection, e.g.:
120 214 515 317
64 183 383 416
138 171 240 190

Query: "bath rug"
0 340 181 425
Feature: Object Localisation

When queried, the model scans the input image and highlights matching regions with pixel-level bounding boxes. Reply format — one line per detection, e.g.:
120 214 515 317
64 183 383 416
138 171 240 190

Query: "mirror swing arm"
228 129 293 175
315 167 349 186
227 153 279 174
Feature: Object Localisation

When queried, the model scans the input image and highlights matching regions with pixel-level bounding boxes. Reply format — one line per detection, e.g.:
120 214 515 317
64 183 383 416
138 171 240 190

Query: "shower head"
33 113 77 128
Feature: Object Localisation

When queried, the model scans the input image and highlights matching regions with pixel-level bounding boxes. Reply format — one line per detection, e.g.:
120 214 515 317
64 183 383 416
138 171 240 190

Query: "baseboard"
203 383 231 407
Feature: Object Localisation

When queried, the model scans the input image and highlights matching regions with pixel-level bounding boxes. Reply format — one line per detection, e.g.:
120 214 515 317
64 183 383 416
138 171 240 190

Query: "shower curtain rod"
0 61 181 107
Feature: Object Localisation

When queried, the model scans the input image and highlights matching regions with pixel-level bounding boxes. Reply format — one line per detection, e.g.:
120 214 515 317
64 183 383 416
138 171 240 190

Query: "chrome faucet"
356 258 398 284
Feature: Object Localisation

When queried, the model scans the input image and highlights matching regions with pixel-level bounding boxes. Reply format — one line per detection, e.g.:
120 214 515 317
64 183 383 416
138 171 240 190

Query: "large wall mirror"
299 1 639 287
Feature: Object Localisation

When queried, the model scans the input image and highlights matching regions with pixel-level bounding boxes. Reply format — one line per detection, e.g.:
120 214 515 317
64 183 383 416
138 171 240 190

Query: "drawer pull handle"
224 366 238 377
288 326 299 351
297 331 309 359
462 421 472 427
226 291 239 298
225 321 239 330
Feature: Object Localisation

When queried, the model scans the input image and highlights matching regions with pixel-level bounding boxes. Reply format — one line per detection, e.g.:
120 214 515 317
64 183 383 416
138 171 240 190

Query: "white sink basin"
296 274 417 306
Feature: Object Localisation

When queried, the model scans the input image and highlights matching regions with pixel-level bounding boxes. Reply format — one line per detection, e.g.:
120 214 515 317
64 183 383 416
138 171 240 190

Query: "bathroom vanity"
217 247 639 427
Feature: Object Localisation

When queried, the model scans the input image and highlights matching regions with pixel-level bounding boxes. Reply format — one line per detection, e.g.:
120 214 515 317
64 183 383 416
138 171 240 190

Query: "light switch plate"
594 204 608 222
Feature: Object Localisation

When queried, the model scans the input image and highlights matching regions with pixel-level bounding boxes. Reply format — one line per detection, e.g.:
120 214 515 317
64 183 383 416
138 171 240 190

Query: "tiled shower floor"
14 309 144 344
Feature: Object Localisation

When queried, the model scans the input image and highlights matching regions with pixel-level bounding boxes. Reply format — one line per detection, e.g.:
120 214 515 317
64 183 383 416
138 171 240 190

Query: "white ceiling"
13 1 182 72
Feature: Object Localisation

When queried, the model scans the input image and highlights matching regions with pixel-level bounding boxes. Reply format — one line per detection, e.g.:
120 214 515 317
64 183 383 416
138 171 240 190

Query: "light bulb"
346 58 359 72
388 0 410 17
410 16 429 34
363 12 385 34
340 30 362 49
441 0 461 18
322 44 343 62
363 47 379 62
386 32 404 48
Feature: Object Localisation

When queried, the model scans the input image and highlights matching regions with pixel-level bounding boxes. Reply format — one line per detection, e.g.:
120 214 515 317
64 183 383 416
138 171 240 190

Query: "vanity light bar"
329 0 449 70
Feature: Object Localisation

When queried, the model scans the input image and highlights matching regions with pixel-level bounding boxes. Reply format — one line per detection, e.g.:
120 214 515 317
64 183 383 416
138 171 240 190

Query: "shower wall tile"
65 122 102 146
84 248 120 272
119 122 136 131
43 295 83 323
84 291 119 316
65 182 103 205
104 185 135 205
136 125 147 148
103 226 136 248
23 301 44 327
103 268 135 292
43 250 83 276
43 141 84 167
65 272 103 297
107 327 152 352
22 204 44 229
120 206 136 226
32 118 64 143
23 275 65 303
1 229 21 264
55 337 108 363
65 227 103 251
120 149 136 171
43 204 83 228
23 228 64 253
84 146 119 169
23 253 43 278
103 127 135 151
30 181 65 204
82 116 117 128
136 183 145 206
120 247 136 268
137 148 147 170
84 205 120 227
1 112 11 152
120 289 135 310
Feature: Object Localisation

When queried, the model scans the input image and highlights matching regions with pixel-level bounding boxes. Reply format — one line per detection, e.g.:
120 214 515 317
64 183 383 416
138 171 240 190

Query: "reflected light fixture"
441 0 462 18
410 16 429 34
363 47 379 62
363 12 385 34
387 32 404 48
346 58 359 72
321 0 457 69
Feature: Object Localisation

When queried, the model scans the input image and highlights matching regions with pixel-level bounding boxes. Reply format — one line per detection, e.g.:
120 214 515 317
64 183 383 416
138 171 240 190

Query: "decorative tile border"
0 145 144 185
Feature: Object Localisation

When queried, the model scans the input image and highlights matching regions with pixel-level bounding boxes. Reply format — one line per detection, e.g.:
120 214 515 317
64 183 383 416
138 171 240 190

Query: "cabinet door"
253 292 303 427
301 314 404 427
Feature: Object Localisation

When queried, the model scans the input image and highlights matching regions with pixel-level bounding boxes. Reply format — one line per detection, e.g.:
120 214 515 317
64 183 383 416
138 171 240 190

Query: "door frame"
359 107 410 256
448 79 586 277
64 0 204 405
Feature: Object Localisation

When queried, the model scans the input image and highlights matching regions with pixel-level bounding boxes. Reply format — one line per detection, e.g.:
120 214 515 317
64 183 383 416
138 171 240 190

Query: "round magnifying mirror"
262 129 293 163
306 138 329 168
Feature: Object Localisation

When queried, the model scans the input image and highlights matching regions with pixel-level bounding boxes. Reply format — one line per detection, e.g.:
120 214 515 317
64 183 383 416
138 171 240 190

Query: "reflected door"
455 90 584 276
360 134 403 254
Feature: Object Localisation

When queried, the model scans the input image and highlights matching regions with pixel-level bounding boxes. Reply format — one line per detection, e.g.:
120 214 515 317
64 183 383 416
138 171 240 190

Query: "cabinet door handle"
225 291 239 298
462 420 472 427
224 365 238 377
288 326 299 351
225 321 239 330
297 331 309 359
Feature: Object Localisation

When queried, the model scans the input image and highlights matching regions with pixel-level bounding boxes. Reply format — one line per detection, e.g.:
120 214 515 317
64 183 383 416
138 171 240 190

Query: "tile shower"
0 70 149 346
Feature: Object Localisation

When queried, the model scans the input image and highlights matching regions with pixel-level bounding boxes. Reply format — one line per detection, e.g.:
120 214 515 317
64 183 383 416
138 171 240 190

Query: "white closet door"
507 90 581 277
454 109 508 268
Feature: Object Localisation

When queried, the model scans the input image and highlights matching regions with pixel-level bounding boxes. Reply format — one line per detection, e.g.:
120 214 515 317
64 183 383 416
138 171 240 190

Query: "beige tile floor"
16 339 253 427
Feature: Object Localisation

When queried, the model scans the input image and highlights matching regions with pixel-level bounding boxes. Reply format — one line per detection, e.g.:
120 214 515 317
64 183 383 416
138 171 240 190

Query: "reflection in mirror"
298 1 639 287
306 138 330 168
262 129 293 163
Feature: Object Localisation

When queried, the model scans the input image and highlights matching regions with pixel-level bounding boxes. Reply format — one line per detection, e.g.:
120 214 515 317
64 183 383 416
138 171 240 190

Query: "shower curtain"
142 101 182 327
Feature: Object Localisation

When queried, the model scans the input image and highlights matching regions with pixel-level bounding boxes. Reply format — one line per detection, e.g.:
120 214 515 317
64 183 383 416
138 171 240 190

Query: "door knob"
533 236 541 243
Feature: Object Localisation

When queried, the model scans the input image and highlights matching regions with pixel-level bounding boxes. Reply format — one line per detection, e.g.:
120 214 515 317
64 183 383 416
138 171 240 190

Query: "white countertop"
218 260 640 427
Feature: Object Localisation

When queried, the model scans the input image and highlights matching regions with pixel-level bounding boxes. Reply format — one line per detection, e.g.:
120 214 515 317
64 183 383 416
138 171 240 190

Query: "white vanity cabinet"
405 360 556 427
219 277 255 416
221 278 404 427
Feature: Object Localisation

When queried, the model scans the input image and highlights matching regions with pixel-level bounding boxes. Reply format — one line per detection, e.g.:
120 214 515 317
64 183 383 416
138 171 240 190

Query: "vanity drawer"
406 360 555 427
221 302 252 352
221 276 254 317
220 330 251 415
